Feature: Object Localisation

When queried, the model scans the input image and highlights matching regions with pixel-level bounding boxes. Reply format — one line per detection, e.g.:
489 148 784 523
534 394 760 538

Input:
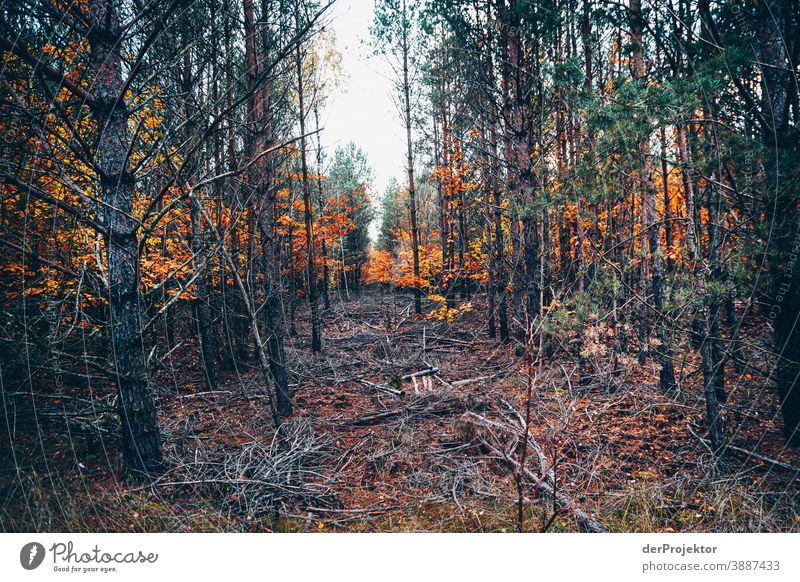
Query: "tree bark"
630 0 675 394
760 0 800 445
88 0 162 475
295 11 321 352
507 1 539 325
245 0 292 417
182 49 217 391
401 0 422 315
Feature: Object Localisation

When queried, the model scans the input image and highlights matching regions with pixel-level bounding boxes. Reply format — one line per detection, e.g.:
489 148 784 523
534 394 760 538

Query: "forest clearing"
1 0 799 534
3 290 799 533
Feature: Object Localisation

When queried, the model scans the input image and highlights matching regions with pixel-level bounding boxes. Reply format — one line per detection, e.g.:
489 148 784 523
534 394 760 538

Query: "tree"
0 0 172 476
294 2 322 352
372 0 422 314
323 143 374 293
756 0 800 444
629 0 676 395
376 179 406 252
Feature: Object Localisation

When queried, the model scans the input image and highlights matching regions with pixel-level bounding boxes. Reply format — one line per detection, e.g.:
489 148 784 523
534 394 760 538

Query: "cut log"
402 367 440 380
451 371 505 386
357 378 404 397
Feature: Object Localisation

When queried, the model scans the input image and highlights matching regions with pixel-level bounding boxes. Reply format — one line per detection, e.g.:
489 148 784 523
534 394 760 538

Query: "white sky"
318 0 406 198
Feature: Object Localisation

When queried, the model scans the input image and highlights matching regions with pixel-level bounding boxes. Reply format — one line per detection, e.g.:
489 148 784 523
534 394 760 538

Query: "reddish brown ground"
2 292 798 532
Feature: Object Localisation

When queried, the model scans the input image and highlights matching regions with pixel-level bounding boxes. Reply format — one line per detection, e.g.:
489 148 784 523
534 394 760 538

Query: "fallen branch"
357 378 404 397
688 425 800 474
426 334 471 346
306 505 406 515
350 409 404 427
176 390 233 399
725 444 800 473
460 410 605 533
402 367 439 380
481 438 606 533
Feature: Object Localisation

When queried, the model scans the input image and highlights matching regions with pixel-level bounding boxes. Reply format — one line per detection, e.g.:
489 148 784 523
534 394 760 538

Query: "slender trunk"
88 0 161 474
433 103 446 285
659 127 674 272
194 200 283 429
582 0 598 286
677 122 723 451
705 174 726 402
484 9 508 340
245 0 291 417
182 50 217 390
567 96 585 293
760 0 800 445
438 65 451 284
490 113 510 342
630 0 675 393
221 27 242 370
402 0 421 314
499 4 523 328
190 199 218 390
479 101 496 338
288 212 298 337
507 2 539 325
295 19 321 352
314 107 330 310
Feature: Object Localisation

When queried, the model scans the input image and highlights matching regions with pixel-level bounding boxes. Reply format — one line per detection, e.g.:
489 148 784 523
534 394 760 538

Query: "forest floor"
2 291 800 532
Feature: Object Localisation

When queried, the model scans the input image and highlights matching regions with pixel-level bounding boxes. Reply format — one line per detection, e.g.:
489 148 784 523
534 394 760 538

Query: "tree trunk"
402 0 421 315
245 0 292 417
182 49 217 391
190 198 218 390
295 14 321 353
88 0 162 475
760 0 800 445
490 112 509 342
479 5 509 341
314 107 330 311
479 99 496 338
630 0 675 394
659 127 674 272
499 3 523 331
677 122 724 452
507 1 539 326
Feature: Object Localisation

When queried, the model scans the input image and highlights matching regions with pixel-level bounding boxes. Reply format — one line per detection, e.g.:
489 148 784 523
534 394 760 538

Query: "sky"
317 0 406 200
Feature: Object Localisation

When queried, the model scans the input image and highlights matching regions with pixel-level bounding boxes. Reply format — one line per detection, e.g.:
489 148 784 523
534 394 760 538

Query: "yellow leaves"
395 237 441 291
363 249 395 285
543 299 561 311
143 115 160 130
431 139 477 203
664 245 683 263
426 294 472 323
395 273 428 290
